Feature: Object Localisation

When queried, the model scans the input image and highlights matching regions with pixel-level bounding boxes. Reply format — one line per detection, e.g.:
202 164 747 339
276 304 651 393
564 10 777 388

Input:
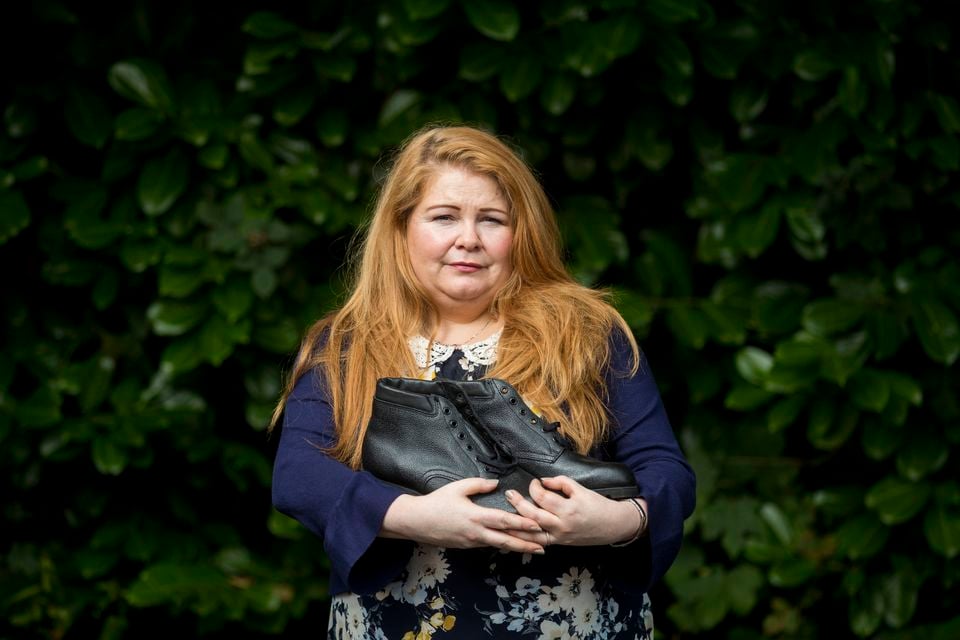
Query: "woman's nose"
456 222 481 249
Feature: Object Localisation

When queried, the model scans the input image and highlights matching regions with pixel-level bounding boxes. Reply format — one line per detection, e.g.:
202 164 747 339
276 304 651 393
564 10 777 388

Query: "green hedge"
2 1 958 637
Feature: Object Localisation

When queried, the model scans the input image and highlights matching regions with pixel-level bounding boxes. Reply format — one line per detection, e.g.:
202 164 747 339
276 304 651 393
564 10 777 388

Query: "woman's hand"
381 478 546 554
505 476 647 547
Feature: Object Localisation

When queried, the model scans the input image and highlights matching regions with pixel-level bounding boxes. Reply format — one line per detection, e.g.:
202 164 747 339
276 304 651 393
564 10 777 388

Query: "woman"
271 125 696 639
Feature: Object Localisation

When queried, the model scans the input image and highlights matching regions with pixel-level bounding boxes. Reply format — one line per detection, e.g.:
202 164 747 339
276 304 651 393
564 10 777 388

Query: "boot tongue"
436 379 519 470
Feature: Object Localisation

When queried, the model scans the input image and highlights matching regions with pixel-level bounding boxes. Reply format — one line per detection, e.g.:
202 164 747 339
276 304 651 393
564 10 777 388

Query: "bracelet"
610 497 648 547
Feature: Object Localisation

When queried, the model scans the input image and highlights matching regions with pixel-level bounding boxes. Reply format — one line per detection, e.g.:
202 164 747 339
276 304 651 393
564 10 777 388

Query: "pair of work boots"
362 377 638 512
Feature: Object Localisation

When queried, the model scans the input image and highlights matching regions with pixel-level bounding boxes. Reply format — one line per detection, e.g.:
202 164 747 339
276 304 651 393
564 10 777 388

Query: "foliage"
2 1 958 637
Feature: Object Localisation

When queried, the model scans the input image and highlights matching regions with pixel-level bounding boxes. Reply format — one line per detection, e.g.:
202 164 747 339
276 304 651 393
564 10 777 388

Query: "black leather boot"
362 377 536 512
436 378 639 499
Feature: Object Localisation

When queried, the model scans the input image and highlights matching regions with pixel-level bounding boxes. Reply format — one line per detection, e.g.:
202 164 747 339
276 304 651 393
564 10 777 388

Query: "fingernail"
527 523 542 532
505 490 518 500
534 548 546 555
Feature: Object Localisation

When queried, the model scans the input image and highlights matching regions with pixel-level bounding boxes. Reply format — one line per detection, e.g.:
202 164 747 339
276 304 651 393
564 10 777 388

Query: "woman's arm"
272 370 411 593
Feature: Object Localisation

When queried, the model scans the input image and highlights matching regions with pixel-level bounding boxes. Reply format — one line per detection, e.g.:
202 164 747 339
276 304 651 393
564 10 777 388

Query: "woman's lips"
448 262 482 272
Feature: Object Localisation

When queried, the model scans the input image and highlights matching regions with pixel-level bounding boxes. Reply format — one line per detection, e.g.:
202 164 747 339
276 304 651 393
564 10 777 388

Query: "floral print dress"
327 333 654 640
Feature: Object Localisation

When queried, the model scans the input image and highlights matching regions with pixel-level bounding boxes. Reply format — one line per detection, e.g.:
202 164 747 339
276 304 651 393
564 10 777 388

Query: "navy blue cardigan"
272 332 696 596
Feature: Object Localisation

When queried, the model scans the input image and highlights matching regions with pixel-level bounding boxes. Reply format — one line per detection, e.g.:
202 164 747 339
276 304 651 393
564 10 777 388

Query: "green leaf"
316 109 349 147
886 372 922 406
700 497 764 558
725 384 773 410
65 87 112 149
911 298 960 365
126 562 225 607
147 300 208 336
802 299 864 336
812 486 864 517
16 385 62 427
253 318 301 354
849 583 884 638
881 571 919 629
378 90 421 127
793 49 835 81
708 154 767 213
760 502 793 547
115 108 165 141
861 416 903 461
198 144 229 170
539 74 576 116
0 189 31 244
896 432 949 481
865 477 931 525
459 42 507 81
736 200 780 258
769 557 816 588
929 93 960 134
158 264 205 298
838 67 868 117
836 512 889 560
92 440 127 476
273 87 316 126
137 148 189 216
199 314 247 366
162 333 205 373
726 565 764 615
212 280 254 323
729 84 768 123
499 55 542 102
784 201 825 243
754 282 806 334
403 0 453 19
268 509 305 540
808 401 858 450
735 346 773 384
242 11 298 38
558 196 628 283
645 0 700 23
868 311 907 360
107 59 176 113
867 37 895 89
63 187 125 249
767 394 806 432
848 368 890 412
655 33 693 77
924 502 960 558
461 0 520 41
660 73 692 106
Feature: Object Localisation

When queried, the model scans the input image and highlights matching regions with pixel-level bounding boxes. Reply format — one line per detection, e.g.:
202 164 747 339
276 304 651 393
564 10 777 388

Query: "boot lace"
542 421 572 448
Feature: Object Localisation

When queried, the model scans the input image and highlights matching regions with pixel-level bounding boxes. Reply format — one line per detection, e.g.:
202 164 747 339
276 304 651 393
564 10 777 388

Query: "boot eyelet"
467 445 473 451
443 408 450 415
500 387 508 394
457 433 465 439
519 409 526 415
509 397 517 405
530 419 536 424
450 420 458 427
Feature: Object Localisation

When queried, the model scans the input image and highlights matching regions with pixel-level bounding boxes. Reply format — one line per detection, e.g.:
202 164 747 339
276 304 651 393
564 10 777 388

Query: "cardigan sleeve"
271 369 412 595
602 329 696 592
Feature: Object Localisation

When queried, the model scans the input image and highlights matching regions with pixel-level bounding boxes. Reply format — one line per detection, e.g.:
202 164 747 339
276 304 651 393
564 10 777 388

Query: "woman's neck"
433 311 499 346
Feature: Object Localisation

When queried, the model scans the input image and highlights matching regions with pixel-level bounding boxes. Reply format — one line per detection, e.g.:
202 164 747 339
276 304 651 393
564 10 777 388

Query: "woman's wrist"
610 497 648 547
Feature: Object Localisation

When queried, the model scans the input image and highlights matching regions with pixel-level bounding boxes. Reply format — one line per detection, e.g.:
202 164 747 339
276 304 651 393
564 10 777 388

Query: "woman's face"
405 166 513 313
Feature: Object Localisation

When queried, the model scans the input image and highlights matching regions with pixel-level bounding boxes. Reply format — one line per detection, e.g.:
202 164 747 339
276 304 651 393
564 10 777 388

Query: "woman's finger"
528 478 572 513
477 505 542 532
448 477 500 496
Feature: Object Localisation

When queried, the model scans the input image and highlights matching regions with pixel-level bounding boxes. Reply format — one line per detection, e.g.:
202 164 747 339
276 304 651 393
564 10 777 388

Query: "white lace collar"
408 329 502 371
